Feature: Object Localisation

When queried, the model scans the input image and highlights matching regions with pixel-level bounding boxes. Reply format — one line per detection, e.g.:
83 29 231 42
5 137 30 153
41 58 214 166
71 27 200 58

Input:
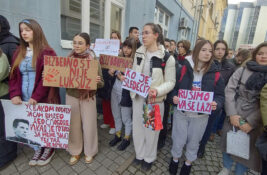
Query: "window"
61 0 81 40
90 0 105 42
110 3 122 33
60 0 105 46
154 7 170 37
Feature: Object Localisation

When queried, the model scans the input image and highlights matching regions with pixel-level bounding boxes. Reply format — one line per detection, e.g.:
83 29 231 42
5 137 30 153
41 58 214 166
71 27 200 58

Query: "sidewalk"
0 115 260 175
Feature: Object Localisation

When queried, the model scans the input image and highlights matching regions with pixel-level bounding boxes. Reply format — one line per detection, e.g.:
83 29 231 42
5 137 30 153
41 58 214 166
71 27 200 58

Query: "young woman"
66 33 104 165
109 38 136 151
176 40 191 65
219 42 267 175
169 40 225 175
198 40 235 158
131 23 176 171
9 19 60 166
98 32 122 135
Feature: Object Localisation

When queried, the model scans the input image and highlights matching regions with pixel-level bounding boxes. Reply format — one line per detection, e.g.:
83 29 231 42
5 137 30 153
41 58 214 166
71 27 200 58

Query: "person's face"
198 43 213 63
164 41 170 51
170 41 176 52
14 122 29 139
142 25 158 48
255 46 267 66
20 23 33 44
130 29 139 41
178 43 186 55
122 45 132 57
73 35 89 54
228 50 234 59
111 33 119 40
235 55 243 64
214 43 226 60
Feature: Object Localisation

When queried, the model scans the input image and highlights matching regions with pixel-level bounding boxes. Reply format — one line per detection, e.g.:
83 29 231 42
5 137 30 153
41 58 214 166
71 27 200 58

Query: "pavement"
0 114 261 175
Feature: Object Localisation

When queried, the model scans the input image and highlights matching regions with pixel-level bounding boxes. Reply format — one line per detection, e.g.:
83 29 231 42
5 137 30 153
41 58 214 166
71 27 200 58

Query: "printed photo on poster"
2 100 71 149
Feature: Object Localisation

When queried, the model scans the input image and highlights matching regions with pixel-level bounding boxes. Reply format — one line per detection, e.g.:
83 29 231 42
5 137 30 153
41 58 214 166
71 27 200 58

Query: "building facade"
0 0 201 56
219 0 267 50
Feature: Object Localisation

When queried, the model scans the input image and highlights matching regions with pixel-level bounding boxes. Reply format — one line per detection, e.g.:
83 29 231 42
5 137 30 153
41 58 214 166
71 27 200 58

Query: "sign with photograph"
2 100 71 149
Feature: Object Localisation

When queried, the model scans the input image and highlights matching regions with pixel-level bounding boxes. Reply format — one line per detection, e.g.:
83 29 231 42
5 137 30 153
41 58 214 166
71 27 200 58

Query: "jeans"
223 152 248 175
212 108 226 134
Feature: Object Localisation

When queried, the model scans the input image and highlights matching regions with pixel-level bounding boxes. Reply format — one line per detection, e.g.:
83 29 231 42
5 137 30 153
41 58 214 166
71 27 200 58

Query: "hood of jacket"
136 44 165 59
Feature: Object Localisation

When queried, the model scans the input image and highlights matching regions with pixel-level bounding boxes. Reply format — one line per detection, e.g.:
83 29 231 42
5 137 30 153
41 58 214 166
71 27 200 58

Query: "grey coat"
221 67 263 172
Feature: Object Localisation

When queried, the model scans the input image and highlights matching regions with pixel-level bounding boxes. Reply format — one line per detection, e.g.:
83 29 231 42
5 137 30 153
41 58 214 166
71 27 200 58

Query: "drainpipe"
196 0 204 40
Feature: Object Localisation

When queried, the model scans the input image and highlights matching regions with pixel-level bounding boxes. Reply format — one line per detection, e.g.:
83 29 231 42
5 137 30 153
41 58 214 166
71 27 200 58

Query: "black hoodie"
0 15 19 63
171 58 225 113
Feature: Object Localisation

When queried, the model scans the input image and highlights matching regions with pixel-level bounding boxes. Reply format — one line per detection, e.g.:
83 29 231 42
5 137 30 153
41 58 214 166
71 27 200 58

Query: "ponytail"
144 23 164 45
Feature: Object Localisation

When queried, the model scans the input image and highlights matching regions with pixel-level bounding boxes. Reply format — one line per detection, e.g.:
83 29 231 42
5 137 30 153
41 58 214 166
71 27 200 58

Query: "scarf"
245 61 267 91
67 48 95 59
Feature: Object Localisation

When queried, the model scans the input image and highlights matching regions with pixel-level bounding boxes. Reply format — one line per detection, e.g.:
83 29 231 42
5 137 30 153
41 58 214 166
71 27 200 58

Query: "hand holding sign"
173 96 179 104
122 69 151 98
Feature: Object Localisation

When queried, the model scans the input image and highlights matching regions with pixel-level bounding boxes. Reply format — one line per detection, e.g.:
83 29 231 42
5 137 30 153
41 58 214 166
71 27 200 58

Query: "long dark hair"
214 40 229 60
11 19 50 76
192 40 214 73
122 38 137 58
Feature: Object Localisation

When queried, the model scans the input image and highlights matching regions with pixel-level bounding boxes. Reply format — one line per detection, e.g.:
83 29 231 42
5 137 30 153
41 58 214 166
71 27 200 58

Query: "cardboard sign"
93 39 120 57
99 54 133 72
2 100 71 149
122 68 151 98
43 56 98 90
177 89 214 114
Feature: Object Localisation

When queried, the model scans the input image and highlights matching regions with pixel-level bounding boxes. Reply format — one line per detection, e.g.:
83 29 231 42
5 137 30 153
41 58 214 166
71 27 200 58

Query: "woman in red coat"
9 19 60 166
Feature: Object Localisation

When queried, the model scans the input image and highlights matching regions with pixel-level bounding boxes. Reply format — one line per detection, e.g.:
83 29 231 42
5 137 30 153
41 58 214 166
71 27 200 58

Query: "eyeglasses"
141 31 152 36
177 46 184 48
72 41 86 46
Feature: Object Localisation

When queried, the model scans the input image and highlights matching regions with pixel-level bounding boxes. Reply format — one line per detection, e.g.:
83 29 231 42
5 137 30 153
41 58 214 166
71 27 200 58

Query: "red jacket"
9 47 60 103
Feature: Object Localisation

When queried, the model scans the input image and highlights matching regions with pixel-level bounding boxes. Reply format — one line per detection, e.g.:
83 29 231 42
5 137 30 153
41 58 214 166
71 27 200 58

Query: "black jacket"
97 69 116 100
171 59 225 114
214 58 235 86
0 35 19 64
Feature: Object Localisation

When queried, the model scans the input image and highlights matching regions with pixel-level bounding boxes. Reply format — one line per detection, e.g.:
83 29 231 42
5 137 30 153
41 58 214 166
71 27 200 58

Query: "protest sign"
177 89 214 114
2 100 71 149
93 39 120 57
43 56 98 90
99 54 133 72
122 68 151 98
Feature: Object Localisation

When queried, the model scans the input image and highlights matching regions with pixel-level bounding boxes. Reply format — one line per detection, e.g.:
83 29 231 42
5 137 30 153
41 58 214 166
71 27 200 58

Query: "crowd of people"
0 15 267 175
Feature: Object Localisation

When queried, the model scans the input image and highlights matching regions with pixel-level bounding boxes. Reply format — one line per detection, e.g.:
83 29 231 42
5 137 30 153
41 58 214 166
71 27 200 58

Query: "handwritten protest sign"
43 56 98 90
122 68 151 98
2 100 71 149
99 54 133 72
93 39 120 57
177 89 214 114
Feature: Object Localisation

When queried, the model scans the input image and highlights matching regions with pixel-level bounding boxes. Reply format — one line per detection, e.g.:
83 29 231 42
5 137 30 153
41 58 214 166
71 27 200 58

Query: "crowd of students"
0 15 267 175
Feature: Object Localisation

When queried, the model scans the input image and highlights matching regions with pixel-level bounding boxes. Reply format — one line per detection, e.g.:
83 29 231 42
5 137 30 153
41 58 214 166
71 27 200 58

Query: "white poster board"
93 39 120 57
122 68 151 98
177 89 214 114
2 100 71 149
